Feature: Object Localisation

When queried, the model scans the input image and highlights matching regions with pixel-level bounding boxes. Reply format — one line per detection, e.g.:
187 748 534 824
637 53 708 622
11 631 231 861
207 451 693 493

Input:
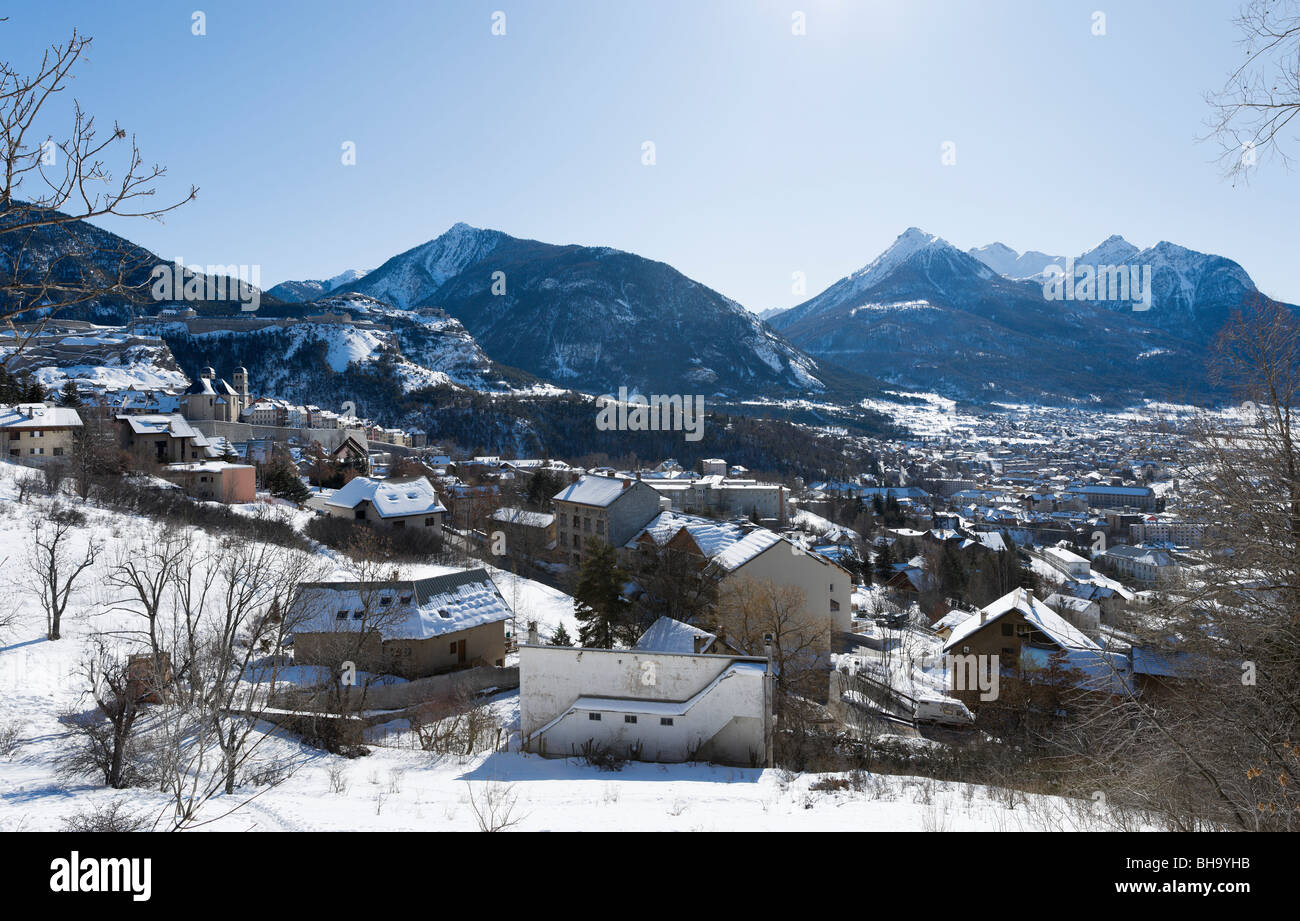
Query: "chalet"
324 475 446 532
942 588 1129 700
290 568 511 679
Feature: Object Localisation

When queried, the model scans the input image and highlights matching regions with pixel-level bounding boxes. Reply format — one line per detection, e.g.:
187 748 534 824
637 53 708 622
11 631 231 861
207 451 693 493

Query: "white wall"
520 646 768 766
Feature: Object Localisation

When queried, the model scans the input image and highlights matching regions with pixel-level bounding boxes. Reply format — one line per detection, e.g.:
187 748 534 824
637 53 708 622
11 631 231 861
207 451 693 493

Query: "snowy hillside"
0 464 1123 832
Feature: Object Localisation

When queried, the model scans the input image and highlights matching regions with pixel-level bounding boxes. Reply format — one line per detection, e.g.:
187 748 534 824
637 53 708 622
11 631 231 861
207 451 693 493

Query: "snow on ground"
0 462 1117 831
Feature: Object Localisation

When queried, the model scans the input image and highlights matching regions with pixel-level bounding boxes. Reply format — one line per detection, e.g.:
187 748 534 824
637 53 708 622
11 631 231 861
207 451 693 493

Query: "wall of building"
293 619 505 679
190 418 363 452
519 645 768 766
726 542 854 639
1 427 76 463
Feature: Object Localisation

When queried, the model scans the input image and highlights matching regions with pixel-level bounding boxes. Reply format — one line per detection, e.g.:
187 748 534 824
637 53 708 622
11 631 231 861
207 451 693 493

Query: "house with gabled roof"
289 568 511 678
325 475 446 533
943 588 1130 699
624 510 853 651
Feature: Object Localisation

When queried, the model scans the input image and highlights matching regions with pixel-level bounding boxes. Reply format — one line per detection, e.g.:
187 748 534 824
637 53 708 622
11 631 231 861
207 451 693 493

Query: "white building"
519 640 771 767
1043 546 1091 579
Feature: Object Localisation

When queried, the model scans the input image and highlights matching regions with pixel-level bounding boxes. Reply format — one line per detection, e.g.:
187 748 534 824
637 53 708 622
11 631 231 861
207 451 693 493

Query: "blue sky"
5 0 1297 310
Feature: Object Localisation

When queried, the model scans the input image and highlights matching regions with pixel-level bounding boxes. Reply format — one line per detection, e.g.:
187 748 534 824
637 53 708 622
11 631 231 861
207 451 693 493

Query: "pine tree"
572 539 632 649
264 453 310 503
874 539 895 584
549 623 573 647
57 380 82 407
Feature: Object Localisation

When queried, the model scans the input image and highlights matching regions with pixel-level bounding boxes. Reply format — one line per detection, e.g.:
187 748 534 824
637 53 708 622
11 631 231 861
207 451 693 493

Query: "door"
457 640 467 665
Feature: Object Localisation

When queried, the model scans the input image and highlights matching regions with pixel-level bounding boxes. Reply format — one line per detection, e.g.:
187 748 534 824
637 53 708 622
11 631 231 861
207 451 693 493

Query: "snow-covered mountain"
968 242 1065 280
266 268 371 303
340 223 837 399
768 227 1276 406
971 233 1264 338
341 223 508 309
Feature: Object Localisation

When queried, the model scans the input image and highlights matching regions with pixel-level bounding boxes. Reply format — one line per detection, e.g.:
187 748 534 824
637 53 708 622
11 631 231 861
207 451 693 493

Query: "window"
1001 624 1014 636
336 610 348 620
588 712 601 721
596 520 604 534
660 717 673 726
53 447 63 456
379 596 392 606
829 583 835 592
400 594 412 604
830 599 840 612
354 510 366 520
425 517 437 527
392 520 405 529
624 715 637 724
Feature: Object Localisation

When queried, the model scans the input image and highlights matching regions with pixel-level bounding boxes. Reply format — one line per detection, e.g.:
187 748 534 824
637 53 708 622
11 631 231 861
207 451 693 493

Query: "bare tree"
1 23 196 349
1205 0 1300 180
465 778 525 832
1053 298 1300 830
26 503 100 639
153 538 325 829
61 634 149 789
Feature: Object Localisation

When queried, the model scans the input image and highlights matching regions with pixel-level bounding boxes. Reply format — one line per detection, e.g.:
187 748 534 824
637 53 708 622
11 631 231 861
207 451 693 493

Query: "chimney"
527 621 539 645
622 479 631 490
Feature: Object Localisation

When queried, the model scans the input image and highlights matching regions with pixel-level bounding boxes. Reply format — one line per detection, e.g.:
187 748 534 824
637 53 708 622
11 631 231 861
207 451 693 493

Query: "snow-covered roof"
628 510 787 572
553 474 635 507
166 461 253 473
0 404 82 429
944 588 1099 654
634 616 716 654
118 413 200 438
491 507 555 528
325 475 446 518
292 568 511 641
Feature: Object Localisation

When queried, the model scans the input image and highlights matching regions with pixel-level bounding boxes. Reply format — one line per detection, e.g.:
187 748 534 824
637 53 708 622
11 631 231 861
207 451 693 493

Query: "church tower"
232 366 250 412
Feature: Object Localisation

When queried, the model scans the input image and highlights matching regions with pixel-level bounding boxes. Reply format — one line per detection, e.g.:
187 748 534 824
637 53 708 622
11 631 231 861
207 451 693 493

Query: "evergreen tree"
57 380 82 407
263 453 310 503
874 539 895 584
572 538 632 649
549 623 573 647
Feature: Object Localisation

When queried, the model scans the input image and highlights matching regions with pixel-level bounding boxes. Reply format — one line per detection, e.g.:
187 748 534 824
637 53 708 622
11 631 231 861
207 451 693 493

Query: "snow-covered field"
0 463 1115 832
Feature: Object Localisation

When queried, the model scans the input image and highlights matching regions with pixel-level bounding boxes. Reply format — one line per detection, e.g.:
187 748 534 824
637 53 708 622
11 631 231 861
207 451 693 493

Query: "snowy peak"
851 227 956 286
341 222 507 308
1078 234 1140 266
968 242 1064 280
